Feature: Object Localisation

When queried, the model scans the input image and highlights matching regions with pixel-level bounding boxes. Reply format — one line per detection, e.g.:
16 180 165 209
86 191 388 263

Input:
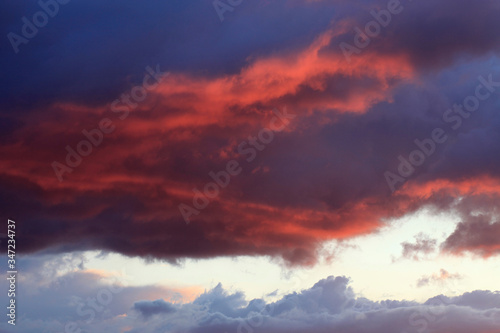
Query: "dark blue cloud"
133 299 177 319
0 0 337 111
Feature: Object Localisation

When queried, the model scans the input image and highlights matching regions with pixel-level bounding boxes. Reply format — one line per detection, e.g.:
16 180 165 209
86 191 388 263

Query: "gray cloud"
1 266 499 333
133 299 177 319
399 233 438 261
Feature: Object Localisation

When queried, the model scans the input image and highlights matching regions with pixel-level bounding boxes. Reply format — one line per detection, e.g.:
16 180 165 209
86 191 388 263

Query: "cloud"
327 0 500 69
440 195 500 257
133 299 177 319
0 0 339 111
399 233 438 261
2 0 500 266
416 269 462 288
2 272 499 333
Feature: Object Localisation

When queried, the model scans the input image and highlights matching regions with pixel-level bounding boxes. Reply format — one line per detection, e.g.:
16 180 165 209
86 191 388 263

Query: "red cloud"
1 17 499 266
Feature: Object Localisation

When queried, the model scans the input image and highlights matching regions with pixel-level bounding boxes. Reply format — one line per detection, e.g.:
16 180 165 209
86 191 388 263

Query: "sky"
1 0 500 332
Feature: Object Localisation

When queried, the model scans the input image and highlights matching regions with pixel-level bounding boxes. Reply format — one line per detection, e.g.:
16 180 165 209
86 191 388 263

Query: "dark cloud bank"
1 0 500 266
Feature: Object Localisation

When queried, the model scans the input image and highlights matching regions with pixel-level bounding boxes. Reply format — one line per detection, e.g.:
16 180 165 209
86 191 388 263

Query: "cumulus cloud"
2 272 499 333
126 277 500 333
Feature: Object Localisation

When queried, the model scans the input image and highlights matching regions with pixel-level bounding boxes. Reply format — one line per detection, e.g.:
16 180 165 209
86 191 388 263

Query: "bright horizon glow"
70 208 500 303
